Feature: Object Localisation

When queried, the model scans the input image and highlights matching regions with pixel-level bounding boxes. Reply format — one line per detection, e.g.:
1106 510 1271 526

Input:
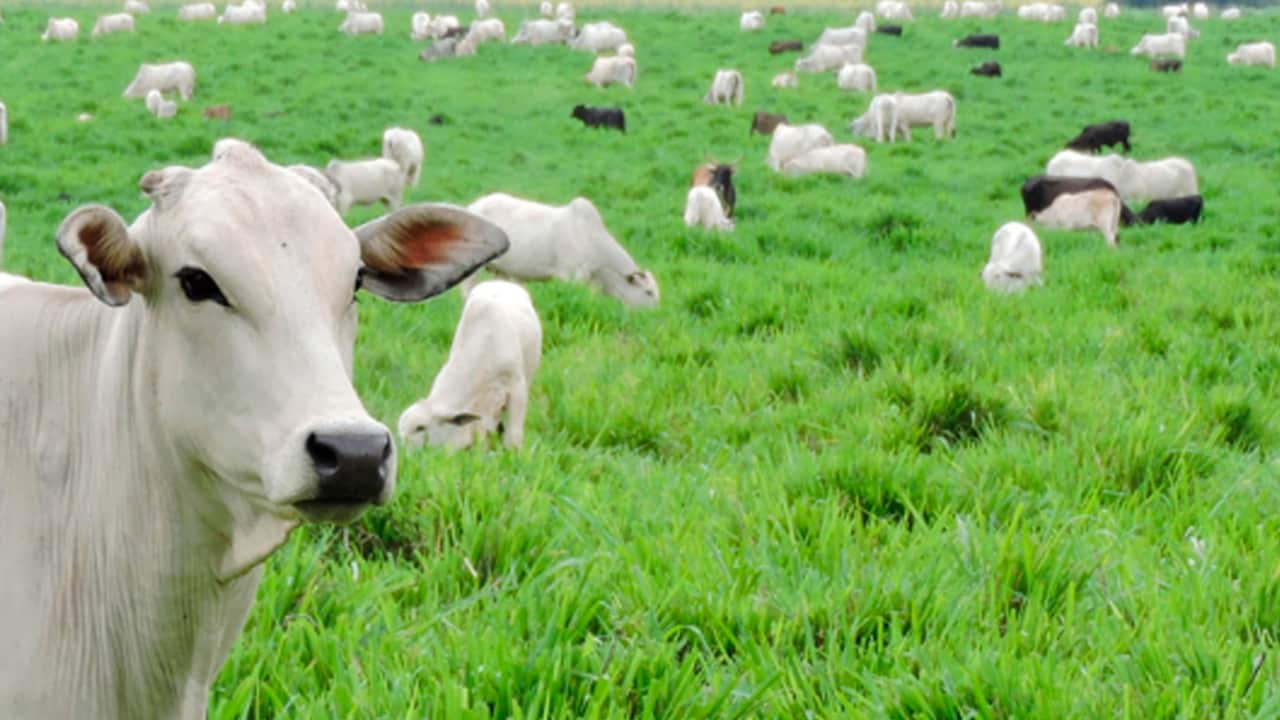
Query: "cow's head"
54 140 508 573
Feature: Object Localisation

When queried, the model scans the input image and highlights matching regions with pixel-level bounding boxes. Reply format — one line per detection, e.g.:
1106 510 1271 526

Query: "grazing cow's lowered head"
750 110 788 135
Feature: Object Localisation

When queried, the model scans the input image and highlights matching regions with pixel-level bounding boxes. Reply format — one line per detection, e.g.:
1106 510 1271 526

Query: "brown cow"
203 105 231 120
769 39 803 54
750 110 788 136
769 5 786 14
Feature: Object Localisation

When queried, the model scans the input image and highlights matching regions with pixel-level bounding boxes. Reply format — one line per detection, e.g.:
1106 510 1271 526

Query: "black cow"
1065 120 1131 153
954 33 999 49
1151 58 1183 73
876 24 903 36
970 61 1002 77
769 39 804 54
1136 195 1202 225
750 110 788 135
1020 175 1136 226
571 105 626 132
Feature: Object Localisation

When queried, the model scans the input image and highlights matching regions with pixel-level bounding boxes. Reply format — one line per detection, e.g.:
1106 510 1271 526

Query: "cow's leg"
502 384 528 449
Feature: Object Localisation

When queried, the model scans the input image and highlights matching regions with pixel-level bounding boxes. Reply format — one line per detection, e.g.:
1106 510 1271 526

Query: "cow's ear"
356 203 509 302
56 205 146 307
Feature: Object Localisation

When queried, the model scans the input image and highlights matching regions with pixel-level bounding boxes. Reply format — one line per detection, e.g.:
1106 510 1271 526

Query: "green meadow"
4 2 1280 716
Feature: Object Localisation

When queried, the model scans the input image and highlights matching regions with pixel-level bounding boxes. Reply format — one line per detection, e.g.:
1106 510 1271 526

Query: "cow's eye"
175 267 229 307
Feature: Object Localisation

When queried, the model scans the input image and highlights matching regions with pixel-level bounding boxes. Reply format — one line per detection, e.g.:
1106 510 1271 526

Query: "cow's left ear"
56 205 146 307
355 203 509 302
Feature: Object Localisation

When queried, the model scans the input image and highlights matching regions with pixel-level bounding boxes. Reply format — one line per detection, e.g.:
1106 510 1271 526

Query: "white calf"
741 11 764 31
145 90 178 119
585 56 636 87
42 17 80 41
324 158 407 214
382 127 425 188
780 145 868 178
772 72 798 88
1065 23 1098 48
1227 41 1275 67
1104 2 1120 17
340 11 384 35
684 186 734 231
704 69 744 106
92 13 136 37
848 94 899 143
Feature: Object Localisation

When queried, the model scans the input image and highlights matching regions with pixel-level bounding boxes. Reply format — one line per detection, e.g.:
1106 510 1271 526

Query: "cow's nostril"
306 433 340 475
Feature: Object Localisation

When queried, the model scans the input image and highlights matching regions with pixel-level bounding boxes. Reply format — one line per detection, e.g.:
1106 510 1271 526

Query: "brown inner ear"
370 221 465 272
81 220 146 285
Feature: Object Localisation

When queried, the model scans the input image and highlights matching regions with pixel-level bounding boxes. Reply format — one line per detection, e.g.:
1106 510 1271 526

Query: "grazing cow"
1130 33 1186 59
750 110 788 135
92 13 136 37
766 123 835 171
772 71 798 87
848 93 900 143
704 69 744 106
856 10 877 32
124 62 197 102
1221 7 1241 19
1135 194 1202 224
817 26 868 47
1020 174 1125 216
178 2 217 20
954 33 999 49
971 60 1002 77
464 193 660 307
42 17 80 41
684 186 735 231
512 18 572 45
770 39 803 54
942 1 960 18
1065 120 1131 153
876 24 904 36
570 21 628 52
125 0 152 14
982 222 1043 293
399 281 542 451
837 63 877 92
585 56 636 87
340 11 384 35
475 0 491 18
286 164 342 209
468 17 506 43
780 144 868 178
145 90 178 119
1065 23 1098 48
0 141 507 719
1166 15 1198 40
541 1 553 16
1078 7 1097 25
891 90 957 141
382 127 425 188
219 2 266 24
1031 188 1123 246
1151 58 1182 72
324 157 407 214
691 161 737 218
1227 42 1276 67
571 104 625 132
770 5 786 13
1045 150 1198 202
1104 2 1120 17
795 44 862 72
741 11 765 31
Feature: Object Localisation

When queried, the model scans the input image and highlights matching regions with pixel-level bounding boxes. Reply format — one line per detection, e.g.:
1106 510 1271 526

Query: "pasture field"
5 3 1280 717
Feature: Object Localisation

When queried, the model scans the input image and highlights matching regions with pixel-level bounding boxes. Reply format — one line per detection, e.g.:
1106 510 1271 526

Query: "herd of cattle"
0 0 1275 716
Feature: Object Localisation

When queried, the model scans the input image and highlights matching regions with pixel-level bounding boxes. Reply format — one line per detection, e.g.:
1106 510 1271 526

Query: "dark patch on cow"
750 110 788 135
442 25 469 39
970 61 1002 77
1136 195 1202 225
571 104 626 133
876 24 904 36
1020 175 1122 217
1065 120 1131 153
1151 58 1182 73
954 33 999 49
769 39 803 54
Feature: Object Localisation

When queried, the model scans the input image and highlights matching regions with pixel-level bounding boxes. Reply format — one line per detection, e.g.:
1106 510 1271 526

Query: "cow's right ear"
56 205 146 307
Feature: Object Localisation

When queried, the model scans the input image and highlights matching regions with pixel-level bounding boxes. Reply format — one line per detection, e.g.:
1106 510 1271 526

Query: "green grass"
5 3 1280 717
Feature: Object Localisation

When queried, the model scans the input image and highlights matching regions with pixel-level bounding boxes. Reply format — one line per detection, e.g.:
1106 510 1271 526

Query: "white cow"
684 185 734 231
124 62 197 102
1045 150 1199 202
1031 188 1122 246
848 93 900 143
741 10 765 31
282 0 296 10
556 1 575 22
878 1 913 21
125 0 152 14
584 56 636 87
780 144 868 178
837 63 877 92
1104 2 1120 17
92 12 136 37
982 222 1043 293
1078 7 1096 24
569 21 627 52
856 10 876 32
469 17 506 43
411 11 431 39
1065 23 1098 48
766 123 835 171
399 281 542 451
340 11 384 35
178 3 217 21
1130 32 1186 59
942 1 960 18
513 18 573 44
1166 15 1198 39
465 193 660 307
817 26 868 47
1018 3 1065 21
772 71 798 88
145 89 178 119
540 0 553 17
219 2 266 24
1161 3 1188 18
0 102 6 146
795 44 862 72
476 0 491 18
1192 2 1209 18
890 90 957 141
382 127 425 188
0 140 508 720
1221 7 1241 19
325 158 408 214
1227 41 1275 67
42 17 80 41
427 14 461 38
704 69 744 106
286 164 342 209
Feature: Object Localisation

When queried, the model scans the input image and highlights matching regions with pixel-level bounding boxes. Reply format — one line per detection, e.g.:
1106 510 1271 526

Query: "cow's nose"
306 430 392 502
